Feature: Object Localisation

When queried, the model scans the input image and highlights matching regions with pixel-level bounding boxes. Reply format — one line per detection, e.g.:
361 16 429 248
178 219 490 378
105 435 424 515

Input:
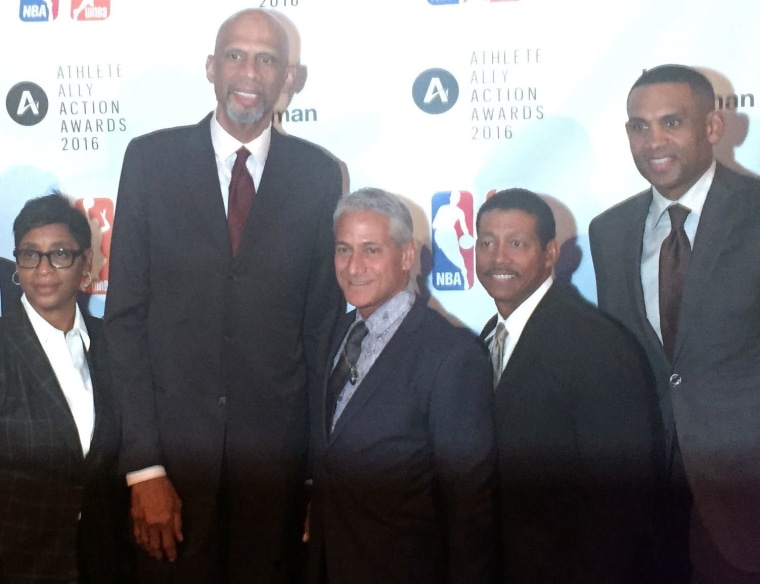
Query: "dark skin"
16 223 92 332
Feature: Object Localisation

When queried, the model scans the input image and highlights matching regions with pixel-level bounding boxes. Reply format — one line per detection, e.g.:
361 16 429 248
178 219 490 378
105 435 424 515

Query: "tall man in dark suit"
0 257 22 317
589 64 760 583
104 8 344 582
308 188 498 583
477 189 662 583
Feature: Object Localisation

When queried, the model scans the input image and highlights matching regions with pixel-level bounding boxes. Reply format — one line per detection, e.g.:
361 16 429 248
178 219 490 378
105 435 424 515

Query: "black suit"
589 163 760 575
309 297 499 584
482 283 662 584
104 114 344 580
0 259 21 318
0 306 131 583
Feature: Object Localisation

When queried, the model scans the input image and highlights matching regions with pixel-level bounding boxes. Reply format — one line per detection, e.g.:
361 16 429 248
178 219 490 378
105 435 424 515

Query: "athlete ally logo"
431 191 475 290
75 197 114 294
6 82 49 126
19 0 58 21
71 0 110 21
412 68 459 114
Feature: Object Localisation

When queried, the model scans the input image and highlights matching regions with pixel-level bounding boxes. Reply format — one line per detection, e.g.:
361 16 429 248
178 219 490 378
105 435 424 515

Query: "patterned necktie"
659 204 691 361
228 147 255 255
326 321 369 433
490 322 508 389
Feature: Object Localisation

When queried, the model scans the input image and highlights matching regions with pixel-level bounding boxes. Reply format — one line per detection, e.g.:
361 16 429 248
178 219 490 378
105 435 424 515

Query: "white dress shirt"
22 294 95 457
210 112 271 215
641 161 714 342
485 275 553 374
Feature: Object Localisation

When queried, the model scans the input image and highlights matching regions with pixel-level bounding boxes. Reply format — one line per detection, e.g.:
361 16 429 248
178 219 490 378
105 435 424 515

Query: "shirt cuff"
126 465 167 486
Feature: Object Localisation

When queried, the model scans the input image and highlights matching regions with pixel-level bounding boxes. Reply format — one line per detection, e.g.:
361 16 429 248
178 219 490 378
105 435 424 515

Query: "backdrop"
2 0 757 331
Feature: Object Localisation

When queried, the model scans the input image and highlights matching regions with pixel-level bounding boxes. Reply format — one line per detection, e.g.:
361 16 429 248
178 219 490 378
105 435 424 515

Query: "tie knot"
234 146 251 165
667 204 690 229
493 322 507 344
346 321 369 349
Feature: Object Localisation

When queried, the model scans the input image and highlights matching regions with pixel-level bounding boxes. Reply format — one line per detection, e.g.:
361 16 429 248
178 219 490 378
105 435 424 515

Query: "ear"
205 55 215 84
292 64 308 94
280 64 296 97
83 249 93 276
705 110 725 146
401 239 417 273
544 239 559 271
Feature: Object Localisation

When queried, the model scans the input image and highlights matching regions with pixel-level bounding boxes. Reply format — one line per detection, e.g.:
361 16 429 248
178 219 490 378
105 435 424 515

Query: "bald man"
105 9 344 583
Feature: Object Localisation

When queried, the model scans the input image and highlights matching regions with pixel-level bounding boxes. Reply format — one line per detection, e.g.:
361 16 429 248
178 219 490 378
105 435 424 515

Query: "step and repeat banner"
2 0 758 330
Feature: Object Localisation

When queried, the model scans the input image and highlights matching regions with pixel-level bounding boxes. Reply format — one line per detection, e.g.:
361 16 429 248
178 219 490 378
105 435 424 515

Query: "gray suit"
589 162 760 573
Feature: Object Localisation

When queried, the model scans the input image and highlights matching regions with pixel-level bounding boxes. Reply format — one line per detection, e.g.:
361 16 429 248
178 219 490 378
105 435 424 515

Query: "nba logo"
431 191 474 290
75 197 113 294
19 0 58 21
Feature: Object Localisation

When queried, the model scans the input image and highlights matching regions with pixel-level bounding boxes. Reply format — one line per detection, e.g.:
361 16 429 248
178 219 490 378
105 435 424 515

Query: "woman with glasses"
0 192 134 583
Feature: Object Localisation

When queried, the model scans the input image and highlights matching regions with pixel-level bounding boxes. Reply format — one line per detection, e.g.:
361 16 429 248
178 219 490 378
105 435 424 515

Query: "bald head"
206 9 294 142
214 9 289 60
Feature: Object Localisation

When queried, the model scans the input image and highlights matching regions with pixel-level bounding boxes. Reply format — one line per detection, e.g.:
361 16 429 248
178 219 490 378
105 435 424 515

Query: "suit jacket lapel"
675 164 737 361
479 315 497 344
328 300 425 444
491 286 560 423
182 113 231 257
621 191 666 357
320 313 354 445
234 128 290 260
2 313 83 457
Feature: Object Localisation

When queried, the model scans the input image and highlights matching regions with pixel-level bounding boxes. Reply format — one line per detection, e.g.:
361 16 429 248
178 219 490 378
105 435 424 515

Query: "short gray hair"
334 188 414 247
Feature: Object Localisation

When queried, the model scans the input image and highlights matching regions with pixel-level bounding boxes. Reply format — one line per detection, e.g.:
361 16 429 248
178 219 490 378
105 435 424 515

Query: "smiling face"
334 210 415 319
626 81 723 201
476 209 557 319
206 10 293 142
16 223 92 331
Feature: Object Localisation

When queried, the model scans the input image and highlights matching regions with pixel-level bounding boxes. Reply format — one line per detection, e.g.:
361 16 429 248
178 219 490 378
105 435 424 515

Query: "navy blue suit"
309 297 499 584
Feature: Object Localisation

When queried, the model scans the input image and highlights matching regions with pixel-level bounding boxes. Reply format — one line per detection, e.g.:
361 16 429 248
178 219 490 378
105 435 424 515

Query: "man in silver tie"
478 188 662 583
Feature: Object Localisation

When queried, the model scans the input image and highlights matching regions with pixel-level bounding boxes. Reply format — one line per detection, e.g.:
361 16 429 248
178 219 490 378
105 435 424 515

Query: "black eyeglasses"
14 248 84 269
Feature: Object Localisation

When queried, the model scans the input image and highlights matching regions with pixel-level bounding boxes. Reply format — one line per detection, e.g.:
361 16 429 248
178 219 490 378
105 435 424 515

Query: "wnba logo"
71 0 109 20
431 191 474 290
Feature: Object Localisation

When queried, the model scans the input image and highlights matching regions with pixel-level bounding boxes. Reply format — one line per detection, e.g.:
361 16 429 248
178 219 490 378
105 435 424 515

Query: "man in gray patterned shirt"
307 187 499 584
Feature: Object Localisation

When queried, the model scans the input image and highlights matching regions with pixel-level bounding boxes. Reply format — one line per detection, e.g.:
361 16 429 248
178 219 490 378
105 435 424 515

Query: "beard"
225 98 268 126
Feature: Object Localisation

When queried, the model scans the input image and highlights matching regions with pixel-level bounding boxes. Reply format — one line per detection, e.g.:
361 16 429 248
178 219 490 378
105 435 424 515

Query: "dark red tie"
659 204 691 361
228 147 255 254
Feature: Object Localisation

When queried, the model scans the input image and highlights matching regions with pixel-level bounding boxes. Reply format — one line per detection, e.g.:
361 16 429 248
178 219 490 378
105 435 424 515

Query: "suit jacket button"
218 396 226 406
669 374 682 387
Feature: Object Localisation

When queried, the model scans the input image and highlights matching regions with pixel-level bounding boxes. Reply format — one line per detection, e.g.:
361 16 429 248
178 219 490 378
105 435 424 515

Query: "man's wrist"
126 465 167 486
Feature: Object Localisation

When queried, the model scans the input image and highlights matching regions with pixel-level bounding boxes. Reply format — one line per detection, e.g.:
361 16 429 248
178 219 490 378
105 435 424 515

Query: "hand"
130 476 183 561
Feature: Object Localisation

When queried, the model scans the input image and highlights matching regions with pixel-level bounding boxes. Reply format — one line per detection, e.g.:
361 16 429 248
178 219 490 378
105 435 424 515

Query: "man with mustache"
477 188 662 583
590 64 760 583
105 9 344 583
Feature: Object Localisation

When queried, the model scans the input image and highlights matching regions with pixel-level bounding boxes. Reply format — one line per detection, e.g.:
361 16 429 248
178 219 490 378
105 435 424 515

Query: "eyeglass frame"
13 248 86 270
